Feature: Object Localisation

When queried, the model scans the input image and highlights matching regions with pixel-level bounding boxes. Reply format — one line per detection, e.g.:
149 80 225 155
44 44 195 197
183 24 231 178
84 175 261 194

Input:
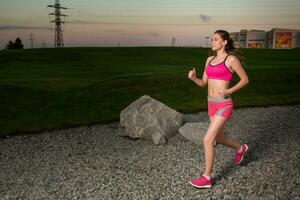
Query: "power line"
47 0 68 47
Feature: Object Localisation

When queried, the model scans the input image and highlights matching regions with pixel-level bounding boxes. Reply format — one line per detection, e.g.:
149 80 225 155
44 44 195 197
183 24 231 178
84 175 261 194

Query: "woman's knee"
203 133 215 146
215 132 225 142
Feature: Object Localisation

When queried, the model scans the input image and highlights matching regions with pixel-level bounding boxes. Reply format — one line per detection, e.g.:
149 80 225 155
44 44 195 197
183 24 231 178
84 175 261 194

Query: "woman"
188 30 249 188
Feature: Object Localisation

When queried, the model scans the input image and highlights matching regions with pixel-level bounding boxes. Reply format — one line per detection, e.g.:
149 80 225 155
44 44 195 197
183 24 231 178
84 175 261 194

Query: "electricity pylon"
47 0 68 47
29 33 34 48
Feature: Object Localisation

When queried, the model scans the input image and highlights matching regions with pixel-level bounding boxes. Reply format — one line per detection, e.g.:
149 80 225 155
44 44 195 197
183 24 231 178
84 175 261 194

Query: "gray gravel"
1 104 300 200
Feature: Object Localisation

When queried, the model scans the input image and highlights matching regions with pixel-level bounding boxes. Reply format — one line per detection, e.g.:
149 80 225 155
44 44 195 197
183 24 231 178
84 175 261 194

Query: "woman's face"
211 33 227 51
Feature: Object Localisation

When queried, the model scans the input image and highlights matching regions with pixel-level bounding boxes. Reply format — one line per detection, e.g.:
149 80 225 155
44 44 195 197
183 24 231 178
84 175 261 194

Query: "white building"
229 32 240 48
267 28 300 48
246 30 267 48
230 28 300 49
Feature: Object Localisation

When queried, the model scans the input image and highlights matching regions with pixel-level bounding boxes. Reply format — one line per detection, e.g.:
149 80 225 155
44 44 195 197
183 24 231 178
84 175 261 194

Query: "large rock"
119 95 183 145
179 122 209 145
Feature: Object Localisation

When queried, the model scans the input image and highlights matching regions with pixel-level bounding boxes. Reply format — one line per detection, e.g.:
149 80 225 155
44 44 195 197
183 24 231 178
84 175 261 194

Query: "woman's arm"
188 57 212 88
190 68 207 88
224 55 249 96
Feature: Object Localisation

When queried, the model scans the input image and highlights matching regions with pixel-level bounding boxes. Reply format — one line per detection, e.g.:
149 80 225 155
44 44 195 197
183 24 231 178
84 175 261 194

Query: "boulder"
179 122 209 145
119 95 183 145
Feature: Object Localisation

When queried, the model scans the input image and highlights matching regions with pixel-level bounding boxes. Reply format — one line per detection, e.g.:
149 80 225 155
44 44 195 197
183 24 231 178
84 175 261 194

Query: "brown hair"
209 29 244 61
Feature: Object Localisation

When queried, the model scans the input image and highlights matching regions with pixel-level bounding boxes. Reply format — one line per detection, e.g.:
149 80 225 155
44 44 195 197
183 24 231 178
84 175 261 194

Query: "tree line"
5 38 24 49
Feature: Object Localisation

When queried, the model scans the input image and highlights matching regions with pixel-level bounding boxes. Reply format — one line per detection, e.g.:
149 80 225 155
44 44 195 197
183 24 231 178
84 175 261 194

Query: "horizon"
1 0 300 48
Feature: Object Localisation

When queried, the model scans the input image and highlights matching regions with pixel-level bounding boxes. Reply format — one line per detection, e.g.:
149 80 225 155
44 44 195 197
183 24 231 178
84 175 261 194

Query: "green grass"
0 47 300 137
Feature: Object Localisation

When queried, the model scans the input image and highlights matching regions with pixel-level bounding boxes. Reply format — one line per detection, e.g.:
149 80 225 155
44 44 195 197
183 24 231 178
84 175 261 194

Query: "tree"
6 38 24 49
6 41 15 49
14 38 24 49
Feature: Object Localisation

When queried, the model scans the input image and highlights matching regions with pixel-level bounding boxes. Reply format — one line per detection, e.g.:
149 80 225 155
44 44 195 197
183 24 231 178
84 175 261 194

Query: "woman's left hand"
219 89 231 98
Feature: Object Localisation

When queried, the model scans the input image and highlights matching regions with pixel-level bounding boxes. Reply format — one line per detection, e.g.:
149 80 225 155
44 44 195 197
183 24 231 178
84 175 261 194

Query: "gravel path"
1 104 300 200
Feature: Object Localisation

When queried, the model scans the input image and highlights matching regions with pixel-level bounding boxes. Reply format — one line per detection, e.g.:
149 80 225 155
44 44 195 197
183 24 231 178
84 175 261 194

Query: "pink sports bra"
205 55 233 81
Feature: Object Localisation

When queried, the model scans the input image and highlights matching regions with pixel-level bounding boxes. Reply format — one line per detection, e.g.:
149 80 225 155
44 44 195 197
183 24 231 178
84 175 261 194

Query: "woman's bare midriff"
207 79 230 99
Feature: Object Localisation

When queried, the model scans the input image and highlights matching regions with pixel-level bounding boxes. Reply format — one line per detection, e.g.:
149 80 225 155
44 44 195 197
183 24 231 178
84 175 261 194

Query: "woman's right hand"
188 67 196 81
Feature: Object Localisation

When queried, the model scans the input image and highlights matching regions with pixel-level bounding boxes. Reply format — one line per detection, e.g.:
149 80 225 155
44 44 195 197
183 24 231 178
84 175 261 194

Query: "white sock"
237 145 243 153
203 174 211 180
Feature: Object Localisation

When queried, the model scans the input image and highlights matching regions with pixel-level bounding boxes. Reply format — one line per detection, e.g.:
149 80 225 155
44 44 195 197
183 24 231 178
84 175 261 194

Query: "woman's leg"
203 115 228 176
215 127 241 151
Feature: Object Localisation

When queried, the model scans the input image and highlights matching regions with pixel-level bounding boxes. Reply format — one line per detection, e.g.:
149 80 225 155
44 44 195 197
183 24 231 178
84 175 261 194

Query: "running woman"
188 30 249 188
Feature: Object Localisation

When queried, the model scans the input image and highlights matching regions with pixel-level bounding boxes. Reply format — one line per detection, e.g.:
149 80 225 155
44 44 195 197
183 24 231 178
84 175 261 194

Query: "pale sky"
1 0 300 48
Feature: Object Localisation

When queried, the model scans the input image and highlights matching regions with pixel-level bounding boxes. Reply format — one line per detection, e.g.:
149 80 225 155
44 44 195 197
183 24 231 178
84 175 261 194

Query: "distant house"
247 30 267 48
229 32 240 48
267 28 300 48
230 28 300 49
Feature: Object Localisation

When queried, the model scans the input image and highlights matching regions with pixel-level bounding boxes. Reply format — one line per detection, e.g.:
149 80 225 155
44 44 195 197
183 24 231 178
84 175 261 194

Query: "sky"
1 0 300 48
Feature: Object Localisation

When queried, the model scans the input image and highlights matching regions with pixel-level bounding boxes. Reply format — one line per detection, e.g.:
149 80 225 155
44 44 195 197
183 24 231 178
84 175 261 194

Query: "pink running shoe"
234 144 248 164
189 176 212 189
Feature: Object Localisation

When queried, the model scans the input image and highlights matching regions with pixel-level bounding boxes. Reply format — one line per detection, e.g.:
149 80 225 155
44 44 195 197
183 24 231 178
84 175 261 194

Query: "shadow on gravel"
212 156 251 183
213 161 237 183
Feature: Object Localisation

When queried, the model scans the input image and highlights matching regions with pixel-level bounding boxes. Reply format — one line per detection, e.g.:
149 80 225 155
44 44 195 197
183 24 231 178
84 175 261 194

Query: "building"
230 29 266 48
238 30 247 48
229 32 240 48
230 28 300 49
246 30 267 48
267 28 300 48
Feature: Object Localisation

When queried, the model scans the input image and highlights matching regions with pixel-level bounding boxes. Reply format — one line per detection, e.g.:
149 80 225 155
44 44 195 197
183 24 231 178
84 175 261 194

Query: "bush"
6 38 24 49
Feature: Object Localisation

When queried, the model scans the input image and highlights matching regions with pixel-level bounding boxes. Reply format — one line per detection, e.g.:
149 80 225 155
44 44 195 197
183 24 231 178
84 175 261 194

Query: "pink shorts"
208 96 233 118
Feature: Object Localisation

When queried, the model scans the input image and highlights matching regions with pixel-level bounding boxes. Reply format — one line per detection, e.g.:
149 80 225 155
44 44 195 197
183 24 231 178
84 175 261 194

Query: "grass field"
0 47 300 137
